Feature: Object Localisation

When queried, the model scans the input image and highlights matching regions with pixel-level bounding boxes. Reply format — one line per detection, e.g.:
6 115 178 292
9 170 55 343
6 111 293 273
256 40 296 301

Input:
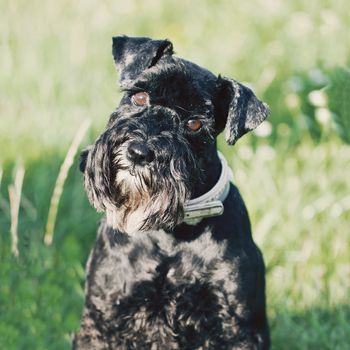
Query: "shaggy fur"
74 35 270 349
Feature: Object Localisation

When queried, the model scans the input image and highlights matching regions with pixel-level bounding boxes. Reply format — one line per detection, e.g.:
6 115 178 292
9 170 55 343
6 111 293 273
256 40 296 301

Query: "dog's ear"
215 76 270 145
112 35 173 86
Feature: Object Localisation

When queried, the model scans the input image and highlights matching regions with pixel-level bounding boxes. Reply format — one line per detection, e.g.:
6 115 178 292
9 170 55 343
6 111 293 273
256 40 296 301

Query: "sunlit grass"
8 163 25 257
1 0 349 159
44 120 90 246
233 140 349 304
224 136 350 348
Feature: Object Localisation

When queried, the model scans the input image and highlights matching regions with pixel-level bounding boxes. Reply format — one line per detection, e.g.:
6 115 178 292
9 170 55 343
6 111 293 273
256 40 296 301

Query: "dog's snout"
127 141 154 165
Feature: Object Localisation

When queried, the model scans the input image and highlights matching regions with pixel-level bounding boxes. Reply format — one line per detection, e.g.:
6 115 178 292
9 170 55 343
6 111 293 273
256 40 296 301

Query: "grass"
1 0 349 349
221 137 350 348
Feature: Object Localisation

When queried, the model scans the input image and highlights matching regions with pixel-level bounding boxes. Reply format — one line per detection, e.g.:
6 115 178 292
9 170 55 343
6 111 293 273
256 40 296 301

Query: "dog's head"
80 36 269 234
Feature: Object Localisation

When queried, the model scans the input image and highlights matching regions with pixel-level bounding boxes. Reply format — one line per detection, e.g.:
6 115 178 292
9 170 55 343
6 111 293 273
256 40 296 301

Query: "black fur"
74 35 270 349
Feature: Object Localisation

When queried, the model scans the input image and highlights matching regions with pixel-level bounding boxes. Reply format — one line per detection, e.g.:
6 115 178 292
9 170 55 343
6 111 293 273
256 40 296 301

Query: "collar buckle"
183 200 224 225
183 152 232 225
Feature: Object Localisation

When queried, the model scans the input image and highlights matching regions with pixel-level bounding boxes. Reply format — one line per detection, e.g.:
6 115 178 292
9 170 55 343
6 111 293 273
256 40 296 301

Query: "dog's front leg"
73 309 108 350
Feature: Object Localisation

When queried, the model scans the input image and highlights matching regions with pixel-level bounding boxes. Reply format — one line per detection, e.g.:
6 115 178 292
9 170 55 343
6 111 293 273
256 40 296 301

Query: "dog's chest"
86 225 237 343
88 226 229 297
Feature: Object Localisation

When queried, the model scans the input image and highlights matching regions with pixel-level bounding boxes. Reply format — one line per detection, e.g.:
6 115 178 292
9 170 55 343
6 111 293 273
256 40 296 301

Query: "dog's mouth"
113 152 190 233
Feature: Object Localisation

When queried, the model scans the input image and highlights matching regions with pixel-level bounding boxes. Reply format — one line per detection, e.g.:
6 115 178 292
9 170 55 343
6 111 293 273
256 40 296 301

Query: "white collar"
183 151 232 225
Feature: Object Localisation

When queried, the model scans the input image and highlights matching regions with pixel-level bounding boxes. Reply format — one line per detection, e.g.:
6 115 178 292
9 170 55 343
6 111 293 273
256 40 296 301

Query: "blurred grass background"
1 0 349 348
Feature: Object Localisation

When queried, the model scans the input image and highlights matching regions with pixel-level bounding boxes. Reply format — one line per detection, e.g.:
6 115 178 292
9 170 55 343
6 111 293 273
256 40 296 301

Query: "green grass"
1 0 349 349
221 137 350 350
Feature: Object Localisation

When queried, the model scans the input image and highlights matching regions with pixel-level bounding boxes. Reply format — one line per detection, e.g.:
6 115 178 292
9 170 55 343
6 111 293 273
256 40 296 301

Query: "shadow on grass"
270 304 350 350
0 155 99 349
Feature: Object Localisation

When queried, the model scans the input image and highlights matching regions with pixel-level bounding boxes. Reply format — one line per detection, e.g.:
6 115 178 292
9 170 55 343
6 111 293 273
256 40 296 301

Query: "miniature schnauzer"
74 35 270 349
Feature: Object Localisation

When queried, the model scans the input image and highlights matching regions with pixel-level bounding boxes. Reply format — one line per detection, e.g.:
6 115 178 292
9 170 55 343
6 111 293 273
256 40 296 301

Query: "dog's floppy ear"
215 76 270 145
112 35 173 86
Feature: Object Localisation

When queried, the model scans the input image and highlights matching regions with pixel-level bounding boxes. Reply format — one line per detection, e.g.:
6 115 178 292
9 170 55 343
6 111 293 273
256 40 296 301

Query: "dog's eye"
131 92 149 107
186 119 202 132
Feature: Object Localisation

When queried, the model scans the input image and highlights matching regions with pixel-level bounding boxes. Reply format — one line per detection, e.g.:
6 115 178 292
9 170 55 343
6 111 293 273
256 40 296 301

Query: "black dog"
74 36 270 349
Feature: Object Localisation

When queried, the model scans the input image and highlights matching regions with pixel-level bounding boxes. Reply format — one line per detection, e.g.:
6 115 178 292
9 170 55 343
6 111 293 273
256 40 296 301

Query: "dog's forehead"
128 57 217 107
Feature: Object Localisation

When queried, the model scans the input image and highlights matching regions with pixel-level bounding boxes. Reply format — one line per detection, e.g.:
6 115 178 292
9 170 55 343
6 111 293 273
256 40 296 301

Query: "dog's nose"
127 142 154 165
